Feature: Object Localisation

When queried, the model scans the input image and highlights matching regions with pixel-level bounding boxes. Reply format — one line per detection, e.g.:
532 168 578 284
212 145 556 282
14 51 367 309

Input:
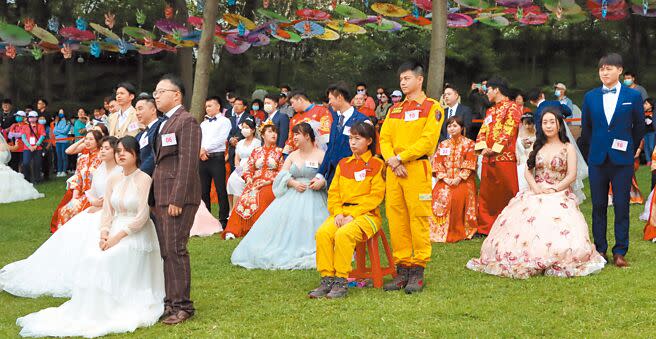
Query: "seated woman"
1 136 121 298
223 121 283 239
16 136 164 338
51 129 105 232
0 133 44 203
430 116 477 243
466 109 606 279
231 122 327 269
309 121 385 299
226 119 261 210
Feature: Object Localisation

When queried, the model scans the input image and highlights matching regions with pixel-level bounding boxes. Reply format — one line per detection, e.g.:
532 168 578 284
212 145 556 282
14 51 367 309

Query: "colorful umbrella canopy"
122 26 156 41
371 3 411 17
477 14 511 27
326 20 367 34
271 29 302 43
89 22 120 41
59 27 95 41
315 28 340 40
365 18 403 31
155 19 188 35
455 0 492 9
447 13 475 27
496 0 534 7
256 8 291 23
223 13 257 30
296 9 331 21
333 4 368 19
293 20 325 37
30 26 59 44
0 23 33 46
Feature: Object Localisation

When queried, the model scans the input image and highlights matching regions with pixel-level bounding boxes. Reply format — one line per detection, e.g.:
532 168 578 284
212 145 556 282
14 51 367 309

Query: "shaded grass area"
1 167 655 338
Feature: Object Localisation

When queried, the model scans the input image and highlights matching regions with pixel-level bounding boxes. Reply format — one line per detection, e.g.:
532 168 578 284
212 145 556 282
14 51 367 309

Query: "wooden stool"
349 229 396 288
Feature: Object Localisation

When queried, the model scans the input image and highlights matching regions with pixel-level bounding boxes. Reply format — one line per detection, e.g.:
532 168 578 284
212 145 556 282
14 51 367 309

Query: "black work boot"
404 266 425 294
383 266 409 291
326 277 348 299
308 276 334 299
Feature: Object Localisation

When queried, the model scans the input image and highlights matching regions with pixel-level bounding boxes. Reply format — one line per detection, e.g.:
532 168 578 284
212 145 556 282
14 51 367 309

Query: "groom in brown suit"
151 74 201 324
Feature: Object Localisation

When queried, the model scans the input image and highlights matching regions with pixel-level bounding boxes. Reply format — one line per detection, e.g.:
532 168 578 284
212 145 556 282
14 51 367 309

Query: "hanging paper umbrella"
455 0 492 9
296 9 331 21
150 40 177 52
519 11 549 24
59 27 96 41
156 19 189 35
224 35 251 54
122 26 157 41
294 20 325 37
496 0 533 7
271 29 302 42
89 22 120 41
246 33 270 47
187 16 204 29
326 20 366 33
333 4 368 19
477 14 511 27
401 15 432 27
83 40 120 53
0 23 33 46
256 8 291 23
135 44 164 55
223 13 257 30
29 26 59 45
544 0 583 14
365 18 403 31
38 41 60 52
415 0 433 11
632 4 656 15
371 3 410 17
315 28 340 40
349 15 379 24
447 13 475 27
163 34 197 47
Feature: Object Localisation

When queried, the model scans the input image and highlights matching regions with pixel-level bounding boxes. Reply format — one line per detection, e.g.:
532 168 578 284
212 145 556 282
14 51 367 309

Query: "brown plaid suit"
151 106 201 315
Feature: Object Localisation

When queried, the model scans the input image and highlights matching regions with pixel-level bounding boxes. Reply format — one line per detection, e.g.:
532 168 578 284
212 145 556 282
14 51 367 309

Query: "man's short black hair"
443 84 459 95
486 76 512 97
289 90 310 102
2 98 12 105
598 53 623 69
37 98 48 106
526 88 544 102
136 92 155 104
280 85 291 92
624 70 637 79
263 94 278 103
397 60 425 77
233 97 248 107
326 82 352 102
356 82 367 89
206 96 223 107
159 74 185 97
116 82 137 96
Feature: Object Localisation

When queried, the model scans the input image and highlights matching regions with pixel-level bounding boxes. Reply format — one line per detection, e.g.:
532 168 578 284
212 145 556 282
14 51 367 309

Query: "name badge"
404 110 420 122
342 126 351 136
161 133 177 147
29 137 36 145
439 147 451 156
611 138 628 152
128 122 139 132
139 135 149 149
484 115 493 125
305 161 319 169
419 193 432 201
354 169 367 182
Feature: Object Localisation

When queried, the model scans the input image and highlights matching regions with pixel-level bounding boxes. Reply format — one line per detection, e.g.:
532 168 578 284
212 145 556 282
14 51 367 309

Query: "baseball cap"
554 83 567 91
15 110 26 117
28 111 39 118
391 90 403 97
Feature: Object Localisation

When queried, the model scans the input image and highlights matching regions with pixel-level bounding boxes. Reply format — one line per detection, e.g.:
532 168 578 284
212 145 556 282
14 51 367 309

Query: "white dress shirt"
158 104 182 133
200 114 231 153
337 106 354 126
602 82 621 125
140 118 159 145
447 103 459 118
265 110 278 122
117 106 133 128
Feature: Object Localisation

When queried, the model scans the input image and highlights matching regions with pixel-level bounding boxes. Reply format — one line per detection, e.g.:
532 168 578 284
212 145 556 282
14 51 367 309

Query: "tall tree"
171 0 193 107
427 0 447 98
189 0 220 122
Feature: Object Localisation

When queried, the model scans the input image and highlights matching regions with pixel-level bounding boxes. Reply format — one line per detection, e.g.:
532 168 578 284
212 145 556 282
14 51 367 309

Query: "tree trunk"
172 0 193 108
189 0 220 122
427 0 447 99
567 26 577 89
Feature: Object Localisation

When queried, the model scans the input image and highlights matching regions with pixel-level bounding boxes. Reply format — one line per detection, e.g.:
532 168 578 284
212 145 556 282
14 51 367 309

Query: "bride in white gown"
0 136 121 298
16 136 164 338
0 134 44 203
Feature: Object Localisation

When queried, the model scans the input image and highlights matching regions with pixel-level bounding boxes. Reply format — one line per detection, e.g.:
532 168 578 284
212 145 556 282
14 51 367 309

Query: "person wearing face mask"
227 97 254 171
7 110 26 172
553 83 574 112
351 83 376 111
623 71 648 101
263 94 289 148
375 90 393 124
1 98 16 130
20 112 47 183
54 110 72 177
469 79 492 143
249 98 266 124
474 77 522 238
37 113 54 181
227 119 261 211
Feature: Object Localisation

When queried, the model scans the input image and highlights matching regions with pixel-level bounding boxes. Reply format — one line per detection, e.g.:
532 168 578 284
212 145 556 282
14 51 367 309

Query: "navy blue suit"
318 109 368 187
268 111 290 149
534 100 572 135
581 85 645 256
136 117 164 177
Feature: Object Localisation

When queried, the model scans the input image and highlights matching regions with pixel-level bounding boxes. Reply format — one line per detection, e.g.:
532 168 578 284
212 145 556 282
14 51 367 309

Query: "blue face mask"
58 113 65 118
623 79 634 86
252 105 259 111
38 119 47 125
481 85 487 92
554 90 562 97
15 117 23 122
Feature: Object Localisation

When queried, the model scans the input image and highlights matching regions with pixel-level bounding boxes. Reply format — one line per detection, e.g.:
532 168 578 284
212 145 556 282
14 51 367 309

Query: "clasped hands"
294 178 325 193
334 214 354 228
386 156 408 178
99 231 119 251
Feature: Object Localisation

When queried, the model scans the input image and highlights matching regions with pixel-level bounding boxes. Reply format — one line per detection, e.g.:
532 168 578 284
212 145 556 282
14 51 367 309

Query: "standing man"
36 98 53 181
582 53 645 267
475 77 522 236
199 96 232 226
227 97 253 170
440 85 473 142
108 82 140 137
151 74 202 324
263 94 290 148
527 88 573 135
468 79 492 141
554 83 574 111
623 71 649 101
380 61 443 294
1 99 16 131
277 92 294 119
134 93 162 177
352 83 376 111
353 93 376 118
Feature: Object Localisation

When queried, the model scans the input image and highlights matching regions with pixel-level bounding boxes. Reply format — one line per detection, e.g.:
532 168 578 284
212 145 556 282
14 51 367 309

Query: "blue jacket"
318 109 368 187
53 119 71 140
136 118 164 177
581 85 645 166
269 111 290 148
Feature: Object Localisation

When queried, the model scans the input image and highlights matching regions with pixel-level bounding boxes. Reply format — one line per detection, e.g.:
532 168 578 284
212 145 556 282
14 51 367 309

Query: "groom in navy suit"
581 53 645 267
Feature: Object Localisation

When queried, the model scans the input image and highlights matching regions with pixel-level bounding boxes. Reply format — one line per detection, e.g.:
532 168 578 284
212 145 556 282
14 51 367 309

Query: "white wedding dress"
0 134 44 203
16 170 164 338
0 162 121 298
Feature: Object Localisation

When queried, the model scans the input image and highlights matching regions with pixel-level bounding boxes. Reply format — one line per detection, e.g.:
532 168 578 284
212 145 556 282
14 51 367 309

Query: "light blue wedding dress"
231 163 328 270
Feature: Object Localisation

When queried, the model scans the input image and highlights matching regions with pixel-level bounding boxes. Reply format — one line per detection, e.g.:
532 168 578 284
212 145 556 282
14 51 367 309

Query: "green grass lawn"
1 167 655 338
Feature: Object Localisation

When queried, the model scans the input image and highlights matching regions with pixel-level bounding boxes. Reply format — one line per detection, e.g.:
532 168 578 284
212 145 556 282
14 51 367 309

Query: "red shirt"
21 123 46 151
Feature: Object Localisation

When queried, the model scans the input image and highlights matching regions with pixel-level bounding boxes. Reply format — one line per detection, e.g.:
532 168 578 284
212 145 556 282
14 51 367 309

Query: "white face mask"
264 103 275 114
357 90 366 95
241 128 252 138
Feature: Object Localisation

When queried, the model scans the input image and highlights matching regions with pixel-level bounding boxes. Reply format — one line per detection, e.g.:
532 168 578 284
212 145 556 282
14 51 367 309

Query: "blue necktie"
337 114 344 132
602 88 617 95
207 117 217 122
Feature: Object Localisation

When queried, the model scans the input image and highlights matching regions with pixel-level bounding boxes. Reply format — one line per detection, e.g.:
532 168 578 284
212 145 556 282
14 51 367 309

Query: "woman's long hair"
527 108 569 170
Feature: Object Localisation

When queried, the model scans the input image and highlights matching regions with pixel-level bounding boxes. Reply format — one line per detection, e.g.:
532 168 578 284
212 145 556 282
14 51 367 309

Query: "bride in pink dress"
467 109 606 279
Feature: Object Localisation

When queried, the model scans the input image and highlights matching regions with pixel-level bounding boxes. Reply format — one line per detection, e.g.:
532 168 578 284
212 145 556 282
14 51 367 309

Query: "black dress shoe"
472 233 487 239
598 252 608 263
